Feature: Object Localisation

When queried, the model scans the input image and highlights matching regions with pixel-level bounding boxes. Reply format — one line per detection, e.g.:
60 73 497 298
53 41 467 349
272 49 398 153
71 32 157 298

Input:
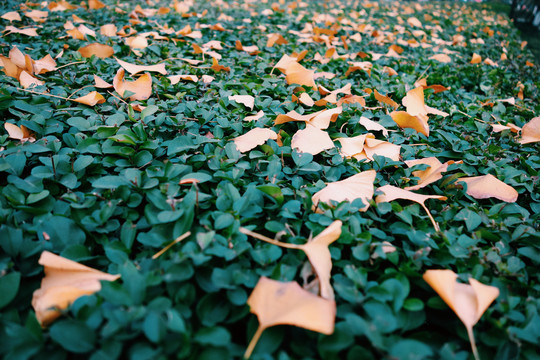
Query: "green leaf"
50 319 96 353
0 272 21 309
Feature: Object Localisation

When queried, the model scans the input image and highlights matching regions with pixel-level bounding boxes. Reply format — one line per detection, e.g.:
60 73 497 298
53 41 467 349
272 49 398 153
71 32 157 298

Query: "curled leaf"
285 62 316 89
4 123 35 142
168 74 198 84
229 95 255 110
115 57 167 75
518 116 540 144
391 111 429 137
291 125 334 155
113 68 152 101
93 74 113 88
404 157 457 190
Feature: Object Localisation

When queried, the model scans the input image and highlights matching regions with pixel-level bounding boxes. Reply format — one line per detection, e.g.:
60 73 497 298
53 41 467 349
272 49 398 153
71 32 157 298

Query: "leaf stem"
467 326 480 360
17 88 73 101
55 61 85 70
152 231 191 259
239 227 303 249
244 325 264 359
420 202 440 232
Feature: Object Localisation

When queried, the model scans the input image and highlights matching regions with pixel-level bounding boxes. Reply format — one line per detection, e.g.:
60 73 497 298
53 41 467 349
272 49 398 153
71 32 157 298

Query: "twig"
152 231 191 259
56 61 85 70
239 227 302 249
17 88 73 101
107 91 128 105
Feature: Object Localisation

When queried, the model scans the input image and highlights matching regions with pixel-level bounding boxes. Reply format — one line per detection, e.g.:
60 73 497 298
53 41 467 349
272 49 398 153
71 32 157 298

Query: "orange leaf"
402 87 427 117
376 185 447 231
312 170 376 212
93 74 113 88
113 68 152 101
244 277 335 358
470 53 482 64
229 95 255 110
66 28 85 40
518 116 540 144
100 24 117 36
32 251 120 326
285 62 316 89
233 128 278 152
168 74 198 84
244 111 265 122
458 174 518 202
407 17 422 27
4 123 35 143
359 116 388 136
267 33 288 47
423 269 499 359
19 70 44 89
115 57 167 75
291 125 334 155
88 0 106 9
73 91 105 106
211 57 230 72
3 25 39 37
125 36 148 49
391 111 429 136
404 157 456 190
338 133 400 162
0 55 21 78
78 43 114 59
1 11 21 22
33 54 57 74
372 89 398 109
429 54 451 63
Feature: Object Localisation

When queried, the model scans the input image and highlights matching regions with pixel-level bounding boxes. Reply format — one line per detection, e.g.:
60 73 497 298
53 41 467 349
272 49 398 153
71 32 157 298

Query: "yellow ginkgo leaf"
78 43 114 59
518 116 540 144
233 128 278 153
307 107 342 129
376 185 447 231
115 57 167 75
4 123 35 143
19 70 44 89
73 91 105 106
338 134 400 162
266 33 288 47
458 174 518 202
274 110 323 125
100 24 117 37
359 116 388 136
168 74 198 84
402 87 427 117
32 251 120 327
423 269 499 360
229 95 255 110
244 277 335 358
1 11 21 22
93 74 113 88
285 62 316 89
3 25 38 37
113 68 152 101
391 111 429 137
404 157 457 190
312 170 376 212
33 54 56 74
470 53 482 64
291 125 334 155
244 111 265 122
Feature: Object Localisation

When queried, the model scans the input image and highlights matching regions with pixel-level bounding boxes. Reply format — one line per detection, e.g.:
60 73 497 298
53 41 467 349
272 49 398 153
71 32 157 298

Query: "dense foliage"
0 0 539 359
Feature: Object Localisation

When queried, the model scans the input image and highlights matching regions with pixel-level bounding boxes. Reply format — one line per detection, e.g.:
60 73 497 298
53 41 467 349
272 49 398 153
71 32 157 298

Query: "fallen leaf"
88 0 106 9
285 62 316 89
267 33 288 47
338 133 400 162
423 269 499 359
429 54 451 63
291 125 334 155
73 91 105 106
211 57 230 72
274 110 323 125
518 116 540 144
359 116 388 136
100 24 117 36
233 128 278 152
168 74 198 84
78 43 115 59
31 251 120 326
244 111 265 122
66 28 85 40
458 174 518 202
113 68 152 101
229 95 255 110
376 185 447 231
470 53 482 64
115 57 167 75
391 111 429 137
307 107 342 129
201 74 214 83
25 10 48 23
336 95 366 107
244 277 335 358
19 70 44 89
3 25 39 37
402 87 427 117
0 55 21 78
404 157 457 190
4 123 35 142
33 54 57 74
274 54 299 73
407 17 422 27
93 74 113 88
312 170 376 212
1 11 21 22
125 36 148 49
292 92 315 107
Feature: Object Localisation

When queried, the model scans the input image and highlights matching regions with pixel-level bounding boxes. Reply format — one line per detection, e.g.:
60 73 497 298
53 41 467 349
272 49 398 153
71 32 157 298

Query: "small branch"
239 227 303 249
420 202 440 232
152 231 191 259
56 61 85 70
67 84 93 99
107 91 129 105
17 88 72 101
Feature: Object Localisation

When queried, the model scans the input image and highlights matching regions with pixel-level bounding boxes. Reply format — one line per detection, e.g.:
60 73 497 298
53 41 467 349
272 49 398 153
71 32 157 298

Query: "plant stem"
244 325 264 359
239 227 302 249
420 202 440 232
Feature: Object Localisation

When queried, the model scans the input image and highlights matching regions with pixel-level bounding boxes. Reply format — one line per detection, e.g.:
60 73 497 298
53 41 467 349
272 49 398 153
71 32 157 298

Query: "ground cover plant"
0 0 539 359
